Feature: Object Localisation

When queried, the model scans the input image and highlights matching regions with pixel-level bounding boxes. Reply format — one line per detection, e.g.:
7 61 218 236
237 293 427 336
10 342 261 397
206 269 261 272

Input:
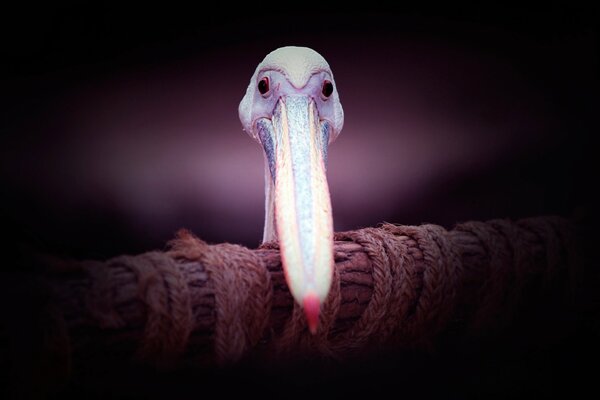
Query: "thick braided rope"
543 216 584 299
454 217 579 331
381 223 461 342
273 264 341 358
330 227 396 352
78 216 580 364
455 221 514 331
84 259 127 329
322 223 461 353
486 219 536 316
518 216 581 295
168 230 273 364
83 252 193 364
420 224 463 335
132 253 192 361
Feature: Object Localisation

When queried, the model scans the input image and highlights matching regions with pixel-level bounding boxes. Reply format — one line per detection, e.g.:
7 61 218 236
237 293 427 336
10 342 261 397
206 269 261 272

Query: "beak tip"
303 293 321 334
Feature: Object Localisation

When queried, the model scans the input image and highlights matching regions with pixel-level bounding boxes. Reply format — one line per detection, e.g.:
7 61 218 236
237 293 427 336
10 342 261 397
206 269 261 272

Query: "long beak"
256 96 334 334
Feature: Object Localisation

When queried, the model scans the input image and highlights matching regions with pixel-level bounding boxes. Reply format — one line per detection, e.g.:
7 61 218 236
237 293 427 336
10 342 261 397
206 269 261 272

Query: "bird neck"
262 160 277 243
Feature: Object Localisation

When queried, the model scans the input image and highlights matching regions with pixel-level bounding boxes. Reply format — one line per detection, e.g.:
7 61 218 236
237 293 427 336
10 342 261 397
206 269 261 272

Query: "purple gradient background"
1 9 596 258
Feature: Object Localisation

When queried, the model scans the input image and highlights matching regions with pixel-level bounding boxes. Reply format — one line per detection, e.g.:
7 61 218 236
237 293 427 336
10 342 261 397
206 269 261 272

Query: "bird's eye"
258 77 270 95
322 80 334 98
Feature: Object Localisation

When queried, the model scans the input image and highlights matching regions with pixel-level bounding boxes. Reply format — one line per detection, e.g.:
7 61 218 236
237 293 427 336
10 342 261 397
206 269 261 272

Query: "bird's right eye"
258 77 269 95
322 80 334 98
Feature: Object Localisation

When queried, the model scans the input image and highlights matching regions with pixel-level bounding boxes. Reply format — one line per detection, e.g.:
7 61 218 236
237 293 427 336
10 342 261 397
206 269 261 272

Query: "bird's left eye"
322 80 334 98
258 77 270 95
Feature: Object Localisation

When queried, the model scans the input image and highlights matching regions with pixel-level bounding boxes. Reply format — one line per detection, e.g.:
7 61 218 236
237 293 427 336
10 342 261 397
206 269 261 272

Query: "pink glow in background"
1 12 595 256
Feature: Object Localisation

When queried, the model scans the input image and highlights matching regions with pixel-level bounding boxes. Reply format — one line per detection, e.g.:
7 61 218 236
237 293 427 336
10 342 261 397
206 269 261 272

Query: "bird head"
239 46 344 333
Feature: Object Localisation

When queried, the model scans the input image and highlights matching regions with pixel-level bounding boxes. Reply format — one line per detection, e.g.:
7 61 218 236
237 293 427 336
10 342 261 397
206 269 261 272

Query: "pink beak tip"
303 293 321 334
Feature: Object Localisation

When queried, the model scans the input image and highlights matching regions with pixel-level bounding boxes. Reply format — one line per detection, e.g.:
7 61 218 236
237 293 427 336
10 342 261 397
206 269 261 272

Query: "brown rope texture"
59 216 581 365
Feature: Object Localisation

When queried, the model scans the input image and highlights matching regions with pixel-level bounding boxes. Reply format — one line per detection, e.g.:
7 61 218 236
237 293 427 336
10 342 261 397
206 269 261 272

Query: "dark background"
1 4 598 398
2 5 597 259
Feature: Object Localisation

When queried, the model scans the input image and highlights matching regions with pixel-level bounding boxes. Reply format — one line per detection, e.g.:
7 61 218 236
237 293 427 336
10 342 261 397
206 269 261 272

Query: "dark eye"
322 80 334 98
258 77 269 95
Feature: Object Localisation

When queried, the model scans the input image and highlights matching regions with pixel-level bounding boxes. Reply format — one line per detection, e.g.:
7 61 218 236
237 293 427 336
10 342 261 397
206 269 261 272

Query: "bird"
239 46 344 334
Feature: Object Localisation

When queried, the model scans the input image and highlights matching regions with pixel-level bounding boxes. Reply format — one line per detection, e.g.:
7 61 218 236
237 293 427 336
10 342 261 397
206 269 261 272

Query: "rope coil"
168 229 273 364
